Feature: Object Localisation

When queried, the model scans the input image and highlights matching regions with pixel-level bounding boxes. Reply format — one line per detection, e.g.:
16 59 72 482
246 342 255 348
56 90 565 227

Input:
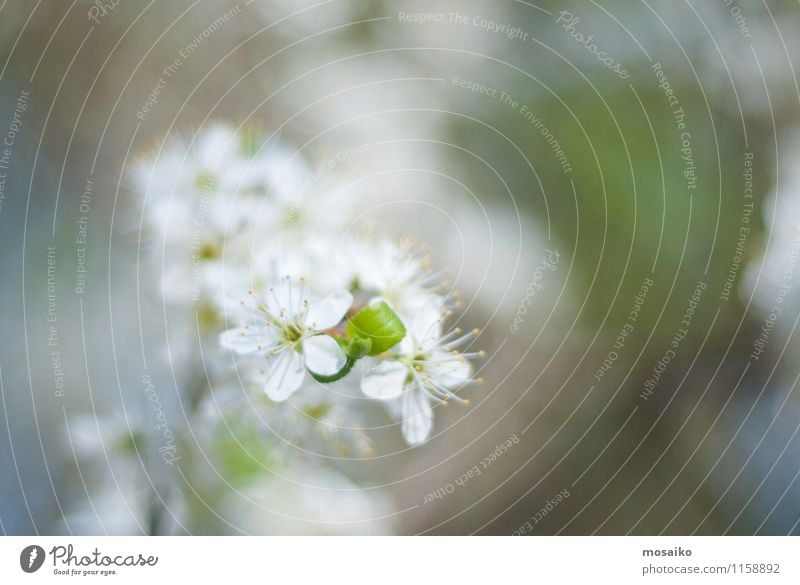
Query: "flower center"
283 323 304 343
197 241 219 260
195 171 215 189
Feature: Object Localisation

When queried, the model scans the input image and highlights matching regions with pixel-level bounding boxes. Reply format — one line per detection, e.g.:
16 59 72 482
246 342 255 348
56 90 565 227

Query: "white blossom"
361 300 482 444
220 277 353 401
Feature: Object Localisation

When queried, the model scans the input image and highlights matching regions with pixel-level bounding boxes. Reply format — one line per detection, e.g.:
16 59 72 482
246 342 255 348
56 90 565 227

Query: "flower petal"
198 123 237 167
219 327 274 354
409 299 443 348
428 351 473 388
402 387 433 445
360 360 408 400
263 350 305 401
264 278 304 318
304 290 353 330
303 335 347 376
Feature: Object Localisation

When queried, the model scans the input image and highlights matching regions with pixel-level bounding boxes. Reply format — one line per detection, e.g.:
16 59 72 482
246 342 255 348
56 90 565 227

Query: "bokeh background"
2 0 800 535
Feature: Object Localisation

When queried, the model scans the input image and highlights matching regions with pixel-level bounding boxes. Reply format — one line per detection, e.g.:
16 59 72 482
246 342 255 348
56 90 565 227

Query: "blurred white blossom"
94 122 483 534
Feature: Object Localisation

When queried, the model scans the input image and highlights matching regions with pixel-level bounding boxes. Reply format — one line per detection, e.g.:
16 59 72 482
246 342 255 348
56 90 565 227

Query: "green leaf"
345 336 372 359
346 301 406 355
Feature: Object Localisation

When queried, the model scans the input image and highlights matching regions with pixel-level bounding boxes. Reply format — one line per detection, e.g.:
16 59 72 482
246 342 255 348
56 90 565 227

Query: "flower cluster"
133 123 481 446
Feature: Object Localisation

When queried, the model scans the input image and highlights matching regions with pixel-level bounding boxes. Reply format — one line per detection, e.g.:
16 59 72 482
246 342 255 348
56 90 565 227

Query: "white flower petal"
219 327 274 354
360 360 408 400
198 123 237 167
304 290 352 330
263 278 307 317
264 349 306 402
428 351 473 388
263 350 305 401
409 300 443 348
303 335 347 376
259 143 312 201
402 387 433 445
398 334 415 355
